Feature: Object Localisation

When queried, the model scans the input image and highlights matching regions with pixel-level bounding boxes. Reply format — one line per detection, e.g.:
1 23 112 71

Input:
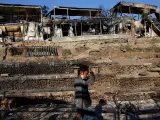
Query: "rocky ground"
0 37 160 119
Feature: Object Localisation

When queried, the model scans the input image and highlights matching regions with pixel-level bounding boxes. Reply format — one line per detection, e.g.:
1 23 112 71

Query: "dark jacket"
74 73 95 109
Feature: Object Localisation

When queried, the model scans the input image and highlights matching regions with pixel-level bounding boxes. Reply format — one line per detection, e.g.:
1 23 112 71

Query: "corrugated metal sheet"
26 46 60 57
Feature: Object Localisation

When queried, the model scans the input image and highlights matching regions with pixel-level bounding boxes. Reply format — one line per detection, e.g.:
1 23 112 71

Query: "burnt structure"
0 3 43 42
0 3 42 23
110 2 160 37
46 6 103 37
0 2 160 41
110 2 157 17
47 6 102 19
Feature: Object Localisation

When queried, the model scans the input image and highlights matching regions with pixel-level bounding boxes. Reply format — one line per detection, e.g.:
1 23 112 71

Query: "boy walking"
74 65 95 119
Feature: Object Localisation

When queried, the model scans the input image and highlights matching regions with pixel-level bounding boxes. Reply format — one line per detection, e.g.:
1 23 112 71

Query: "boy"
74 65 95 119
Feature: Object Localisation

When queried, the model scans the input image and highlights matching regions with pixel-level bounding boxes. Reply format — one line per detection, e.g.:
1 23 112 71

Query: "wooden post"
150 22 152 37
130 7 133 18
26 10 28 22
75 21 77 36
41 7 43 23
120 5 123 16
129 6 131 17
145 21 146 37
60 24 63 37
54 7 56 19
129 6 132 36
67 8 69 19
23 22 25 40
11 7 13 23
18 7 20 22
100 20 102 34
53 22 55 37
81 21 83 36
89 11 91 18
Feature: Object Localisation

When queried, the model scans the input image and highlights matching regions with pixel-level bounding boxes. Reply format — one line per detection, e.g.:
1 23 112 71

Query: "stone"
120 46 127 52
147 72 160 77
73 66 79 75
63 113 70 118
62 49 72 56
139 71 148 76
89 50 100 56
1 74 9 77
155 54 160 58
90 66 99 74
116 74 139 79
149 67 160 72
